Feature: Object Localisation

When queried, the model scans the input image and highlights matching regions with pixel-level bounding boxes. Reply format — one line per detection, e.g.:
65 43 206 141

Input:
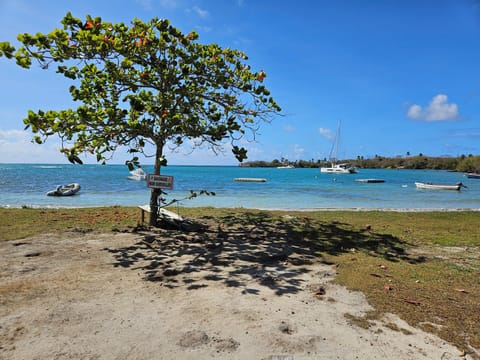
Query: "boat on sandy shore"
414 182 464 191
46 183 81 196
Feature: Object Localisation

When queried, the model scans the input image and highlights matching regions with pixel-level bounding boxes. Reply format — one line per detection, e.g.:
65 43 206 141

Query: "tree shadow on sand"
105 211 421 295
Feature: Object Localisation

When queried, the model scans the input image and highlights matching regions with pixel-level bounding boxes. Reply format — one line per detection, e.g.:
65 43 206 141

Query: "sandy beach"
0 220 472 360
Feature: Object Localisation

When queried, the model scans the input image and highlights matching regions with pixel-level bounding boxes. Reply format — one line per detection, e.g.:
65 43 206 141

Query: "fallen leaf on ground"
314 286 326 298
404 299 421 306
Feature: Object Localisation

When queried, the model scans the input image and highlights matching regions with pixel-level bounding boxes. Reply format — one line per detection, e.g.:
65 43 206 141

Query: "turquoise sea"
0 164 479 211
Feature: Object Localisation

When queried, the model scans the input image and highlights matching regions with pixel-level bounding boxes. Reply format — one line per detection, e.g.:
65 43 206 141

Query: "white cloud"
195 25 212 33
192 6 209 18
0 129 241 165
292 144 305 159
0 129 25 142
318 127 334 141
407 94 459 122
164 138 241 165
447 129 480 139
0 129 68 163
166 148 236 165
158 0 179 9
136 0 153 10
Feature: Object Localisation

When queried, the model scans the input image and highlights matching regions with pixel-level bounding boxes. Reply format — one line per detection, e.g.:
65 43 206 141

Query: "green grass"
0 206 139 240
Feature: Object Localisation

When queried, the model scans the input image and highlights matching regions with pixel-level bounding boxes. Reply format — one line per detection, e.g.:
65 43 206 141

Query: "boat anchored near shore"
320 120 358 174
46 183 81 196
355 179 385 183
127 168 146 181
234 178 267 183
414 182 466 191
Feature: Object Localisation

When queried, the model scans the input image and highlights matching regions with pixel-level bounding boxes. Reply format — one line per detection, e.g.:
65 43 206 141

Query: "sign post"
146 174 174 190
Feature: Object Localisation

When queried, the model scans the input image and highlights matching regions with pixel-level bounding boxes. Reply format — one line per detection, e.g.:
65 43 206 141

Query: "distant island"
240 154 480 173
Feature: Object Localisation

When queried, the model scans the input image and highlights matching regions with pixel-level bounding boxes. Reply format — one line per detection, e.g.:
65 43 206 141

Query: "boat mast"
328 120 341 165
335 119 341 164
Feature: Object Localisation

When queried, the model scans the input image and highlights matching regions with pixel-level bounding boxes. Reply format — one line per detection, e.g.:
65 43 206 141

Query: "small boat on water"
355 179 385 183
466 173 480 179
234 177 267 182
414 182 465 191
127 168 146 181
46 183 81 196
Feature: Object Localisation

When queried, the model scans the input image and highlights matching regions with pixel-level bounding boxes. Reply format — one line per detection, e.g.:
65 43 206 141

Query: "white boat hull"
414 182 462 190
127 168 146 181
320 163 357 174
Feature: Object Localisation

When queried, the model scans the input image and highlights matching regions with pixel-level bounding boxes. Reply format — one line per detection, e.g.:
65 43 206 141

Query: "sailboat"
320 120 358 174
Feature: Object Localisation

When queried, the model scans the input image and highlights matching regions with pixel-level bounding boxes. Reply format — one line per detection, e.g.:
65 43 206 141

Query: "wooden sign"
146 174 174 189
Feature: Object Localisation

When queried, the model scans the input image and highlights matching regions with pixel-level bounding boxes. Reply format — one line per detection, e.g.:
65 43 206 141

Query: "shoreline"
2 204 480 212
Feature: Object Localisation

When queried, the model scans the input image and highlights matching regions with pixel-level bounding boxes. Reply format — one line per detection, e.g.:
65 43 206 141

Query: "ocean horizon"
0 163 479 211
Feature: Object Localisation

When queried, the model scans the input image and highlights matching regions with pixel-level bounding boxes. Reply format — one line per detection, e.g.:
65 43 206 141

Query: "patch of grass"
332 253 480 357
0 206 140 240
0 279 45 306
344 311 378 329
384 322 413 335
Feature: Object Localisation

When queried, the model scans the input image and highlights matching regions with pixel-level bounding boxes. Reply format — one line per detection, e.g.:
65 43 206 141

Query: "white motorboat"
320 120 357 174
127 168 146 181
414 182 465 191
277 165 294 169
46 183 81 196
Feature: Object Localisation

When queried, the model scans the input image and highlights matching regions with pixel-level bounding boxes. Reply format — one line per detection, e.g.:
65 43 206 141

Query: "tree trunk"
148 144 164 227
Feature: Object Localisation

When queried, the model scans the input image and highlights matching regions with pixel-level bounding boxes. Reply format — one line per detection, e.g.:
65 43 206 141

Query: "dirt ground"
0 225 471 360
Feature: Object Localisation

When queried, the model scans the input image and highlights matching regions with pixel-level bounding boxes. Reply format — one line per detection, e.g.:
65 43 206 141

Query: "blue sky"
1 0 480 165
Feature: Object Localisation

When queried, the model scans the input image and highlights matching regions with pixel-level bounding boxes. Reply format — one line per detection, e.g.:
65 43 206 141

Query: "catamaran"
320 120 357 174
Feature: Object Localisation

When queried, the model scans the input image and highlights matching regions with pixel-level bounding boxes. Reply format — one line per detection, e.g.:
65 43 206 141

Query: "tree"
0 13 281 226
457 155 480 173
